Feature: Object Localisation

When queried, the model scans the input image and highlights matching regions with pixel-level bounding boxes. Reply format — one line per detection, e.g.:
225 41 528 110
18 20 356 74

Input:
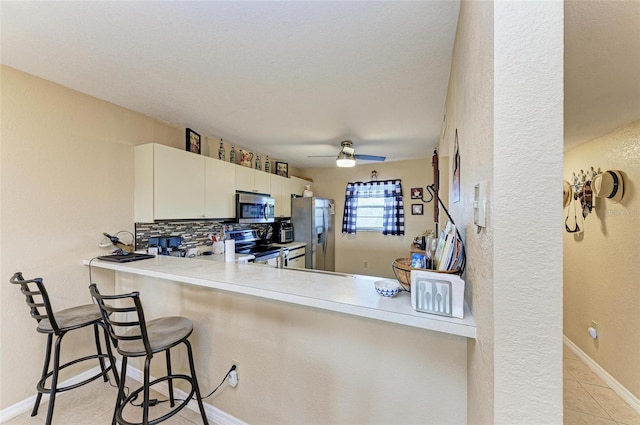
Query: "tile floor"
4 345 640 424
564 344 640 425
3 378 208 425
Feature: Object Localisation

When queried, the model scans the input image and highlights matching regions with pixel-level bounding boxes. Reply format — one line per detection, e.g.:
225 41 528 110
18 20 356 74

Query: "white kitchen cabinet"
285 245 306 268
236 166 271 194
270 174 292 217
280 177 292 217
135 143 205 222
205 157 236 218
270 174 283 217
290 176 311 198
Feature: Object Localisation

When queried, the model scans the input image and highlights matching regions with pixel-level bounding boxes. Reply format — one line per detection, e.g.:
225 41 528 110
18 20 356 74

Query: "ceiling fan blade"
354 154 386 161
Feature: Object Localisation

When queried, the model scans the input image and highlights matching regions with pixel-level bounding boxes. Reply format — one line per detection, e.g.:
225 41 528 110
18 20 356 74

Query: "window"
342 180 405 235
355 197 386 230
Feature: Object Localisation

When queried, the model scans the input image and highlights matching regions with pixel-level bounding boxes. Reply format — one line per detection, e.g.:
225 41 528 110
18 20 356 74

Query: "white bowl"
374 280 400 297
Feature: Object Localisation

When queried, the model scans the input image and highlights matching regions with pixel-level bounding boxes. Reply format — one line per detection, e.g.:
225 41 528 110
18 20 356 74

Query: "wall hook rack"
569 166 600 193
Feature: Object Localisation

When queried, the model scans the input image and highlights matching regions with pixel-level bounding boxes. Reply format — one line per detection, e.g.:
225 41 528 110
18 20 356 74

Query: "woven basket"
391 258 461 292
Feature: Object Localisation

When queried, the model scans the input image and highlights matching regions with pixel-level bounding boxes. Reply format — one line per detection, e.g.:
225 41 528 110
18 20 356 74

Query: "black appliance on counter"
274 220 294 243
148 236 184 256
226 229 281 263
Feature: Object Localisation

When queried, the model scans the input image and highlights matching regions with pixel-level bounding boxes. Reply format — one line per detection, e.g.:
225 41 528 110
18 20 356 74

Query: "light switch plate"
474 181 487 228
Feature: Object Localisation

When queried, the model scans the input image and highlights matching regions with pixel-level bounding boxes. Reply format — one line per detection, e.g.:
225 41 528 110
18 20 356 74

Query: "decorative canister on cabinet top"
255 155 261 170
218 139 225 160
303 185 313 197
240 150 253 167
265 156 271 173
230 146 236 164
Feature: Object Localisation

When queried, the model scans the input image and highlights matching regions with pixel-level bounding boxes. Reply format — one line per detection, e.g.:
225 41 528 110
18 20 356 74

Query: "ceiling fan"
308 140 386 167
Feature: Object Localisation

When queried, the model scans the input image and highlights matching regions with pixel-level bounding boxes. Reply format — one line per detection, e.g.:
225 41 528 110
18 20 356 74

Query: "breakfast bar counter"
85 255 476 338
84 255 473 424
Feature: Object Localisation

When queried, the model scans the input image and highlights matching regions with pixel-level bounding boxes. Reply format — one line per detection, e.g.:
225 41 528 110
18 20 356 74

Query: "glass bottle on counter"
229 146 236 164
276 248 285 269
218 139 225 160
264 156 271 173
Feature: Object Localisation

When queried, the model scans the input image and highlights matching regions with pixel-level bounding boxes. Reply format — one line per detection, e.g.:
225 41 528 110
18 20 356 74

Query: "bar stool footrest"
36 353 114 394
116 374 197 425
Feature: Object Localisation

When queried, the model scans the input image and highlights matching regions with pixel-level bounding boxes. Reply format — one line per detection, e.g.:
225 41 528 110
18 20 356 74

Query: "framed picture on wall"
186 128 201 154
276 161 288 177
411 187 423 199
411 204 423 215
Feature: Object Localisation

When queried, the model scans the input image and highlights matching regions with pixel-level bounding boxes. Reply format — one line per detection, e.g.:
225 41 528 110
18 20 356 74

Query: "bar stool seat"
10 272 119 425
36 304 104 333
118 316 193 356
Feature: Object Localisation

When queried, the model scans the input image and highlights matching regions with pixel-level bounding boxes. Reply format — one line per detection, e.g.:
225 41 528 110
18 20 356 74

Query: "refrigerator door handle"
322 209 327 256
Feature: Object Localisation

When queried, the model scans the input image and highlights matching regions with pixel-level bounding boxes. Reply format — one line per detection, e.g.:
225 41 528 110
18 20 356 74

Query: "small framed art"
411 204 423 215
276 161 288 177
186 128 201 154
411 187 423 199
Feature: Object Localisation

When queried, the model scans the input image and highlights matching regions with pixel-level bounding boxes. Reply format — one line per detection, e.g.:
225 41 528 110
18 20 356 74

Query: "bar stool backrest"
89 283 153 356
10 272 60 334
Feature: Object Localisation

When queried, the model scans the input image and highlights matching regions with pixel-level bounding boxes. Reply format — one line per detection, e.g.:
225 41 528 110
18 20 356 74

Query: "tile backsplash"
135 220 271 251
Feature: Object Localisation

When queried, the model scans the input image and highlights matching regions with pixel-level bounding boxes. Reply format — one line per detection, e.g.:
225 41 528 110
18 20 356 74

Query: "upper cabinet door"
280 177 292 217
270 174 283 217
270 174 293 218
235 166 255 193
290 176 310 198
254 171 271 195
236 166 271 195
153 144 205 220
205 158 235 218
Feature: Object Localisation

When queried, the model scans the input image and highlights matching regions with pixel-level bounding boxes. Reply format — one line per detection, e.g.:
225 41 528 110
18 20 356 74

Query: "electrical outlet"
588 320 599 339
228 362 239 387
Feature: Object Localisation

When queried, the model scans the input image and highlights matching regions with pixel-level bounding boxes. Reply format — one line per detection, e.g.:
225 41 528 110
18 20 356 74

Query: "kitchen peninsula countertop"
84 255 476 338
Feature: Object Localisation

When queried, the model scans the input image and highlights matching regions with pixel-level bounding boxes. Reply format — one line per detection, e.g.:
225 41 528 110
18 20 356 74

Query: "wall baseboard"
124 362 247 425
0 363 246 425
564 335 640 414
0 366 102 423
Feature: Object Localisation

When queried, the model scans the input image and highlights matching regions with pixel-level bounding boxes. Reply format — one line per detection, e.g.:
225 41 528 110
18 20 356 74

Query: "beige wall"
443 2 564 423
563 119 640 398
442 2 495 422
0 65 182 409
304 158 434 279
0 65 465 422
117 273 468 424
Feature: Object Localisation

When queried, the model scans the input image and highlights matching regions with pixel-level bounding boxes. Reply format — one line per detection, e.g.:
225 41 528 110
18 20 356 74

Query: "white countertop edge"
83 258 477 339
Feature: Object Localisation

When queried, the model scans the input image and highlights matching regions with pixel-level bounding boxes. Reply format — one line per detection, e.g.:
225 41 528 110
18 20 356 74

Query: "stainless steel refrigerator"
291 197 335 271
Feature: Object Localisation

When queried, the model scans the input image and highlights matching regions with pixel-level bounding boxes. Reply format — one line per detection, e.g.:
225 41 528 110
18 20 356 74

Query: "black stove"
227 230 281 260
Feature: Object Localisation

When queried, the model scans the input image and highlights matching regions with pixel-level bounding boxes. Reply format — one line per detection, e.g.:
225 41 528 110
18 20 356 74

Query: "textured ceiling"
1 1 638 167
0 1 459 168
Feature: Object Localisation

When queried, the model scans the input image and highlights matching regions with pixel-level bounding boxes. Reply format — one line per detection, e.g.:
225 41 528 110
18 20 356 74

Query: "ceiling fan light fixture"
336 151 356 167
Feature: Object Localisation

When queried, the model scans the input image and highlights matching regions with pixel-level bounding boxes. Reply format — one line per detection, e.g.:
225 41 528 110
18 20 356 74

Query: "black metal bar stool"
89 283 209 425
10 272 119 425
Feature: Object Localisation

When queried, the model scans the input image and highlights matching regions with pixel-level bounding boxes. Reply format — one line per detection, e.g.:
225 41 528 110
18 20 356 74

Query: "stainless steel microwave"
236 192 275 223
